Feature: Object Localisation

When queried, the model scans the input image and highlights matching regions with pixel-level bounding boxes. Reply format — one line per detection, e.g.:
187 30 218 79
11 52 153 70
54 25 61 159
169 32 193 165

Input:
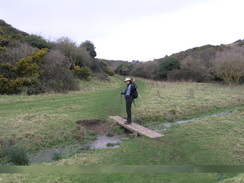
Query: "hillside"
0 20 114 95
111 39 244 84
160 40 244 61
0 19 28 46
0 20 28 35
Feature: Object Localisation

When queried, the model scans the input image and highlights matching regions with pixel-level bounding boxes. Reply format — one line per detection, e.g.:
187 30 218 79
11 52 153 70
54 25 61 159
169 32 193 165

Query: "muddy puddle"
30 119 125 164
30 135 124 164
86 135 123 149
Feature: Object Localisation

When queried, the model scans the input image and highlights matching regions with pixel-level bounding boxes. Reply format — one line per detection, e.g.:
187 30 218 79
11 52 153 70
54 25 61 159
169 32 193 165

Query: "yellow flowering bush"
74 66 92 80
0 48 47 94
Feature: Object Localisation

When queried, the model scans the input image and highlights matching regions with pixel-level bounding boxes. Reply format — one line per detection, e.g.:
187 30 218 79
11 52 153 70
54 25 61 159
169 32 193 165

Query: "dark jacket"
122 84 132 99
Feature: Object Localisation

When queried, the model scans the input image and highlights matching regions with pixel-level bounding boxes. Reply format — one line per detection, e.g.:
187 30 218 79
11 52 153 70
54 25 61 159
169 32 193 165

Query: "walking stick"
120 91 123 117
120 91 122 105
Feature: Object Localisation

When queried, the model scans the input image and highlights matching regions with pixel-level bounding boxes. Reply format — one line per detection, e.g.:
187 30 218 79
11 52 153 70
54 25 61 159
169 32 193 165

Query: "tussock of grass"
7 145 29 165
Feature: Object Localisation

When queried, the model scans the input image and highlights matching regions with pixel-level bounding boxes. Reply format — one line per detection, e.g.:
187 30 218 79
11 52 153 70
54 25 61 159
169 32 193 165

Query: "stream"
29 111 232 164
149 111 231 132
30 135 124 164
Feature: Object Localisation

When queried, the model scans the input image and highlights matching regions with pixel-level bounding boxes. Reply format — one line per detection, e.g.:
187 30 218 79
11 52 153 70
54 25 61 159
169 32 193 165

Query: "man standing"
121 78 133 125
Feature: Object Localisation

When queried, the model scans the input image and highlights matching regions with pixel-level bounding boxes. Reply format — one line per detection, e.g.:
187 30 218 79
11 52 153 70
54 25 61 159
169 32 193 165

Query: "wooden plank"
109 116 164 138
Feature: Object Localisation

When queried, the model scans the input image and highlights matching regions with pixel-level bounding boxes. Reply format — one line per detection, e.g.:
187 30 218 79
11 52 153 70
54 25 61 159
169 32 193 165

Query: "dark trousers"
126 96 133 122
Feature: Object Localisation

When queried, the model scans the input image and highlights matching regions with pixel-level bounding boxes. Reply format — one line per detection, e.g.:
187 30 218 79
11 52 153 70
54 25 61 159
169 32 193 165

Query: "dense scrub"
0 20 114 94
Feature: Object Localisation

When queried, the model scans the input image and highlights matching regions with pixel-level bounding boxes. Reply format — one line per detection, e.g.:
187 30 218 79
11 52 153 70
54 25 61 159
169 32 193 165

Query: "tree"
214 46 244 85
41 49 79 92
169 56 213 82
55 37 92 69
159 56 180 79
115 63 134 76
0 43 38 64
80 40 97 58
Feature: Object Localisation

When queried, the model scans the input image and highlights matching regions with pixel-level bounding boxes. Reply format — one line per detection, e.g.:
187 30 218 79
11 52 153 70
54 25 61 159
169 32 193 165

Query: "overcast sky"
1 0 243 61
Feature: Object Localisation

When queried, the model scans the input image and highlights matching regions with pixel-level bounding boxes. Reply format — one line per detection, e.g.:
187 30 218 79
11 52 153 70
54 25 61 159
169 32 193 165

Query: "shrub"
21 34 52 49
0 43 38 64
7 145 29 165
80 40 97 58
129 61 158 80
169 56 213 82
74 66 92 80
98 60 115 76
41 49 79 92
107 68 115 76
159 56 180 80
26 83 44 95
214 46 244 85
55 37 93 69
115 63 134 76
0 49 47 94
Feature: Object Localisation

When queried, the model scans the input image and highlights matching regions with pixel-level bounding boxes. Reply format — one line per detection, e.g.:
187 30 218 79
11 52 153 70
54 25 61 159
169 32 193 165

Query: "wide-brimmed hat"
124 78 131 82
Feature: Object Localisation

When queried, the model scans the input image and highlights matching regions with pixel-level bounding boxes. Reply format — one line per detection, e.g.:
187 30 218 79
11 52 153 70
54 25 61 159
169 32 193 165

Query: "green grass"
0 76 243 182
134 80 244 123
47 108 243 166
0 173 218 183
0 76 125 152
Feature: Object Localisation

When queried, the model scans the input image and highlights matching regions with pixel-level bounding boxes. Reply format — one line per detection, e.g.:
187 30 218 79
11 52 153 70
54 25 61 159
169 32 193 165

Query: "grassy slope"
0 76 124 151
0 76 243 182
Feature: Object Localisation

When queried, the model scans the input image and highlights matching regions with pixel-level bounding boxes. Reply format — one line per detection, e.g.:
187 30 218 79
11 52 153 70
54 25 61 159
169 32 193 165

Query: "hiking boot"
124 121 131 125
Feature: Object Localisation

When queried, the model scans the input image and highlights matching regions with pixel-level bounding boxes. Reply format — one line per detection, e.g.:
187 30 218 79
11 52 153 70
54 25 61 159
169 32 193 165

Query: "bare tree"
41 49 78 92
54 37 92 69
214 46 244 85
0 43 37 63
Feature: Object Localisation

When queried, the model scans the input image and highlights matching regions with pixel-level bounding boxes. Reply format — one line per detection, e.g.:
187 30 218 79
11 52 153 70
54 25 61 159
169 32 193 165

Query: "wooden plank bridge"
109 116 164 139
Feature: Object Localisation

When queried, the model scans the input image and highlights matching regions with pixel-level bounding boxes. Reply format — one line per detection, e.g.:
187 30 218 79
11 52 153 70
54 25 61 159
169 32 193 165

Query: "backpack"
130 83 138 99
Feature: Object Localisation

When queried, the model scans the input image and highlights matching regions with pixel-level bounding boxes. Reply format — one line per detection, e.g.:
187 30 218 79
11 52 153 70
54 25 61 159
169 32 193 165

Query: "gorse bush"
21 34 52 49
0 48 47 94
107 68 115 76
74 66 92 80
98 60 115 76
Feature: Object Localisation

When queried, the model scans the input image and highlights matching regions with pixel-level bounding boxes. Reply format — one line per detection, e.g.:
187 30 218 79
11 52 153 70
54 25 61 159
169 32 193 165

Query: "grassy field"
0 76 125 153
134 80 243 123
0 76 243 182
